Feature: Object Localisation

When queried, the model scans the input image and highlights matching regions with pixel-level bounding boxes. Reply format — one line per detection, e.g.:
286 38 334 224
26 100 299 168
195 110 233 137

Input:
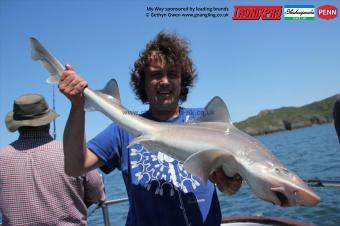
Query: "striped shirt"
0 130 105 226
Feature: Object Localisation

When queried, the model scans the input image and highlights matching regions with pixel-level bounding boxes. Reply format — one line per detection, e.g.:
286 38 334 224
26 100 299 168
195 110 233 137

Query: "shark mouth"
273 191 289 207
271 187 290 207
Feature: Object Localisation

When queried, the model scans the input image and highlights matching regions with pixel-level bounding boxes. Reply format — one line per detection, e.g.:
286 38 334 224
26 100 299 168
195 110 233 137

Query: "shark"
29 37 320 207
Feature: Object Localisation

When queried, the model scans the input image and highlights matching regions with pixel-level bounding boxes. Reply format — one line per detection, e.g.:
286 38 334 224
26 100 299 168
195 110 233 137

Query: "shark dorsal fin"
84 79 121 112
100 79 121 102
197 96 233 125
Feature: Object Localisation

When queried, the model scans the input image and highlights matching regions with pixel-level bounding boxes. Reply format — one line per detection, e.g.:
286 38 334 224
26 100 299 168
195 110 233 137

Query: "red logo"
318 5 337 20
233 6 282 20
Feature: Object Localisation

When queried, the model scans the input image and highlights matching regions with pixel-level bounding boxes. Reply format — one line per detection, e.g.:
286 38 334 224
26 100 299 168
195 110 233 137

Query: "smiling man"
142 51 182 119
59 31 242 226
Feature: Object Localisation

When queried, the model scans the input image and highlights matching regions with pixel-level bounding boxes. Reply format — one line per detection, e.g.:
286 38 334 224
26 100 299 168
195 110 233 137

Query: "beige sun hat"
5 93 58 132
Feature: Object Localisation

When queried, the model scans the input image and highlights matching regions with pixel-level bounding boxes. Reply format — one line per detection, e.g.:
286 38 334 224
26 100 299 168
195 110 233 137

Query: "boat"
221 216 312 226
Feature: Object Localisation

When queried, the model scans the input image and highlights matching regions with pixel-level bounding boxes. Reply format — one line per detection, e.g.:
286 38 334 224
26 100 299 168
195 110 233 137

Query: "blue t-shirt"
88 108 221 226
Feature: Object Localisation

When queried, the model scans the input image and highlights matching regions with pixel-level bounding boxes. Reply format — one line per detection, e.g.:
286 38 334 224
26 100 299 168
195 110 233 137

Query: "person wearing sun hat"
0 93 106 226
5 93 58 132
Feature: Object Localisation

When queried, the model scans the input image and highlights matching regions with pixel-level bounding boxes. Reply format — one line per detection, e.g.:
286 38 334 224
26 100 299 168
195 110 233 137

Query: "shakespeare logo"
318 5 337 20
284 5 315 20
233 6 282 20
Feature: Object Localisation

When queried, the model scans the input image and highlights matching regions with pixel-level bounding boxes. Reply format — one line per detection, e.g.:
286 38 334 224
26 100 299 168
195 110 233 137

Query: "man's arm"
83 169 106 207
63 105 103 176
60 64 103 176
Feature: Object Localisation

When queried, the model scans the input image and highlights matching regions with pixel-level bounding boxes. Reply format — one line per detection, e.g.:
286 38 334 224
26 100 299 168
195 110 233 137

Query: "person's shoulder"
182 107 204 111
181 107 205 121
103 122 124 132
181 107 204 114
334 94 340 111
102 122 131 137
336 94 340 103
51 139 63 146
0 145 13 156
85 168 101 177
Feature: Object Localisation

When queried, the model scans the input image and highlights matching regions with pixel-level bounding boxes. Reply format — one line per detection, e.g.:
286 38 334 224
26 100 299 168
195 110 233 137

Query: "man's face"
144 53 181 111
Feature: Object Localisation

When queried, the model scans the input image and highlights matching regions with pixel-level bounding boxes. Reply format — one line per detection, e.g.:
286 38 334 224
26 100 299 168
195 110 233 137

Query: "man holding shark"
59 32 242 226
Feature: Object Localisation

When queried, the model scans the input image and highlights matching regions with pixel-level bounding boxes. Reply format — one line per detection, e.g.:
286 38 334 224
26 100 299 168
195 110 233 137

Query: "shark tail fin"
84 79 121 111
29 37 64 84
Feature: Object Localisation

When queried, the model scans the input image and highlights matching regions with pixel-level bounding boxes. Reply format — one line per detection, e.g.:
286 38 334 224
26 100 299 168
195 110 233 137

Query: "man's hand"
59 64 88 107
209 168 243 195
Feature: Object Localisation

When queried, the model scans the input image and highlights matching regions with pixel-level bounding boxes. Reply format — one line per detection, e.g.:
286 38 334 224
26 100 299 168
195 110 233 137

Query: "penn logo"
318 5 337 20
233 6 282 20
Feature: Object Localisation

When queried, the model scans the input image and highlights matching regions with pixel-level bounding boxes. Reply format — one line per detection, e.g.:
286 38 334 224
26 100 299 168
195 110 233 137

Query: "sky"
0 0 339 147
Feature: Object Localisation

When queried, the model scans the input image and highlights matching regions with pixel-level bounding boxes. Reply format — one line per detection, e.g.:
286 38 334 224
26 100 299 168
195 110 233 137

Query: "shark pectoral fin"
183 150 235 183
127 135 156 152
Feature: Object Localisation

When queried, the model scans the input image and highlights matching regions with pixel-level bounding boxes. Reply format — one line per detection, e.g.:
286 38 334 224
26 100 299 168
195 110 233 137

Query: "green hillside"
234 95 337 135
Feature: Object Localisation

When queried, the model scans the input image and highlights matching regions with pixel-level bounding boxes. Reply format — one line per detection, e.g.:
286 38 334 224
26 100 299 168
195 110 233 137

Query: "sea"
87 123 340 226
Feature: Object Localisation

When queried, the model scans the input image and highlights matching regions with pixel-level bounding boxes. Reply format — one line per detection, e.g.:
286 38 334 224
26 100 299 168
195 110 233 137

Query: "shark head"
183 96 321 207
245 161 320 207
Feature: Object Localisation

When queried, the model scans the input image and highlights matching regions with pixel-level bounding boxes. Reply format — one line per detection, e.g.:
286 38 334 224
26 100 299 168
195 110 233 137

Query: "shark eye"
274 167 289 175
281 168 289 175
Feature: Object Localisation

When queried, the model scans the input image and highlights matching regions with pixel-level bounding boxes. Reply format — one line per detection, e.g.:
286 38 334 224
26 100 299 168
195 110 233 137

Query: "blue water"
88 123 340 225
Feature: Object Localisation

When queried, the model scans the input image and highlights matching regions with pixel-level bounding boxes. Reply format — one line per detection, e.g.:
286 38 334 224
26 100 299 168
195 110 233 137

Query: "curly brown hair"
130 31 197 104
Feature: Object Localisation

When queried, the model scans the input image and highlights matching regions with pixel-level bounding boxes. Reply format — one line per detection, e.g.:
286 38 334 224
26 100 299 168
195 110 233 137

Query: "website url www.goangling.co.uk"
146 12 228 18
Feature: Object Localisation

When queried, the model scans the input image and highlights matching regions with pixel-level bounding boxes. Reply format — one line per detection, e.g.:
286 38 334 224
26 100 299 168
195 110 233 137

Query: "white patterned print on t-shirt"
130 145 200 196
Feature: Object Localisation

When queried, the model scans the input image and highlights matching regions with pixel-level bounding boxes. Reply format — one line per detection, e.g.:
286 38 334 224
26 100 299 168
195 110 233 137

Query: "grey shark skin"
30 37 320 207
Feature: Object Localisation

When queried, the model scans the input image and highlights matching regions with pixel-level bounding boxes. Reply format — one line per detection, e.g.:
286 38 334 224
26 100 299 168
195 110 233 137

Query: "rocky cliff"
235 95 337 136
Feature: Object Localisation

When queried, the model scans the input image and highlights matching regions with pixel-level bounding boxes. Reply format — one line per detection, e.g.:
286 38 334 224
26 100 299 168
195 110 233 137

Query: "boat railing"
93 197 129 226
